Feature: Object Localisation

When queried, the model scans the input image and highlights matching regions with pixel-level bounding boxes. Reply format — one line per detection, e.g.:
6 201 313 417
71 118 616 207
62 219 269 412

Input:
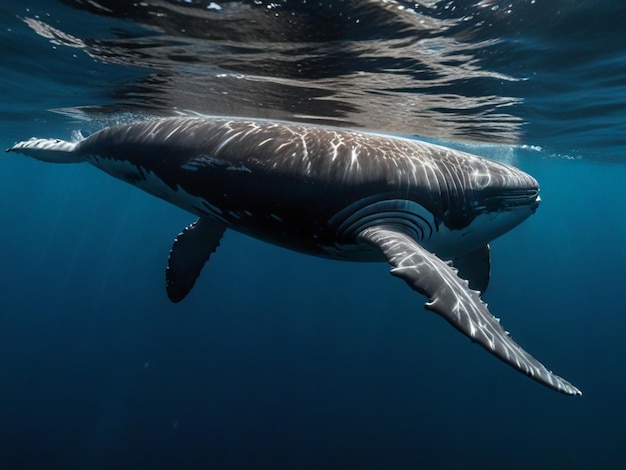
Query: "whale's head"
428 155 540 257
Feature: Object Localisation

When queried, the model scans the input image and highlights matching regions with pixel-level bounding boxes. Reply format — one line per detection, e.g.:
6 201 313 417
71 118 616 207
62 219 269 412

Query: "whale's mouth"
509 189 540 211
484 188 540 212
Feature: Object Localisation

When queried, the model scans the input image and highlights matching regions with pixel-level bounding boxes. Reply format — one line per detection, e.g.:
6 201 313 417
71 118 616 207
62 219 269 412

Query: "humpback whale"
7 117 581 396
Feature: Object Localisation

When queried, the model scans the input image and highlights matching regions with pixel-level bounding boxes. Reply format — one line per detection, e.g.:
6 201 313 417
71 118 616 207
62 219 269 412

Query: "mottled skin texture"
78 118 538 259
7 117 581 396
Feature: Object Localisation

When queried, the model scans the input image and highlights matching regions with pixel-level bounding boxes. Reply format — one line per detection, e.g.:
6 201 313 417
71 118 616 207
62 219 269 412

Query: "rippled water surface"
3 0 625 159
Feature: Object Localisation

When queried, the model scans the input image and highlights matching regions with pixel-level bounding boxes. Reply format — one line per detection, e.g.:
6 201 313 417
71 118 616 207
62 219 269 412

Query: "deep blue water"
1 1 625 468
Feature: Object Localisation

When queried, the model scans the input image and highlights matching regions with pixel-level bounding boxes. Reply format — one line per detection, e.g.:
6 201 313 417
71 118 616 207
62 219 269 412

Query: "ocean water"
1 1 625 468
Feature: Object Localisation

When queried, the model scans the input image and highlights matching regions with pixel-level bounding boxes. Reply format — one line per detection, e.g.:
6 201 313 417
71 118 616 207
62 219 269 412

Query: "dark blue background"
2 138 624 469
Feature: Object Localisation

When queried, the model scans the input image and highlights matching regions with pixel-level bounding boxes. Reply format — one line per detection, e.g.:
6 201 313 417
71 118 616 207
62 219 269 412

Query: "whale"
7 117 581 396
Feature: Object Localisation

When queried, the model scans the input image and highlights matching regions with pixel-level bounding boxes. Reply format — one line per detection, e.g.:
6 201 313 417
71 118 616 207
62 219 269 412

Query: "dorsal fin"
166 218 226 303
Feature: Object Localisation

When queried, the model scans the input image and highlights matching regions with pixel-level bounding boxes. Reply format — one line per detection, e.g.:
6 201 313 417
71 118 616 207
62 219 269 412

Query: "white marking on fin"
226 164 251 172
359 225 582 396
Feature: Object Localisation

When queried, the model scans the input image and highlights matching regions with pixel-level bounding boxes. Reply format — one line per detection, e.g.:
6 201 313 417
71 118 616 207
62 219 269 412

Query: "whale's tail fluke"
6 138 82 163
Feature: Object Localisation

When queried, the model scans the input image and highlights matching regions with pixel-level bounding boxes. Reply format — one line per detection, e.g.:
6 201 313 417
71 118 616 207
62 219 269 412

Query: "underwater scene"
1 1 625 468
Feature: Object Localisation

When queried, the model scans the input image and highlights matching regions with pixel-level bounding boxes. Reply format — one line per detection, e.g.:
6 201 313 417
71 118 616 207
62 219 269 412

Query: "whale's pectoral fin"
451 245 491 294
166 217 226 303
358 225 581 396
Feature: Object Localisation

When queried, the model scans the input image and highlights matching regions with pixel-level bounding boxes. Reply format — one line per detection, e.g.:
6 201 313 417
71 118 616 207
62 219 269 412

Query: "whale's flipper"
358 225 581 396
6 138 82 163
166 218 226 303
451 245 491 294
